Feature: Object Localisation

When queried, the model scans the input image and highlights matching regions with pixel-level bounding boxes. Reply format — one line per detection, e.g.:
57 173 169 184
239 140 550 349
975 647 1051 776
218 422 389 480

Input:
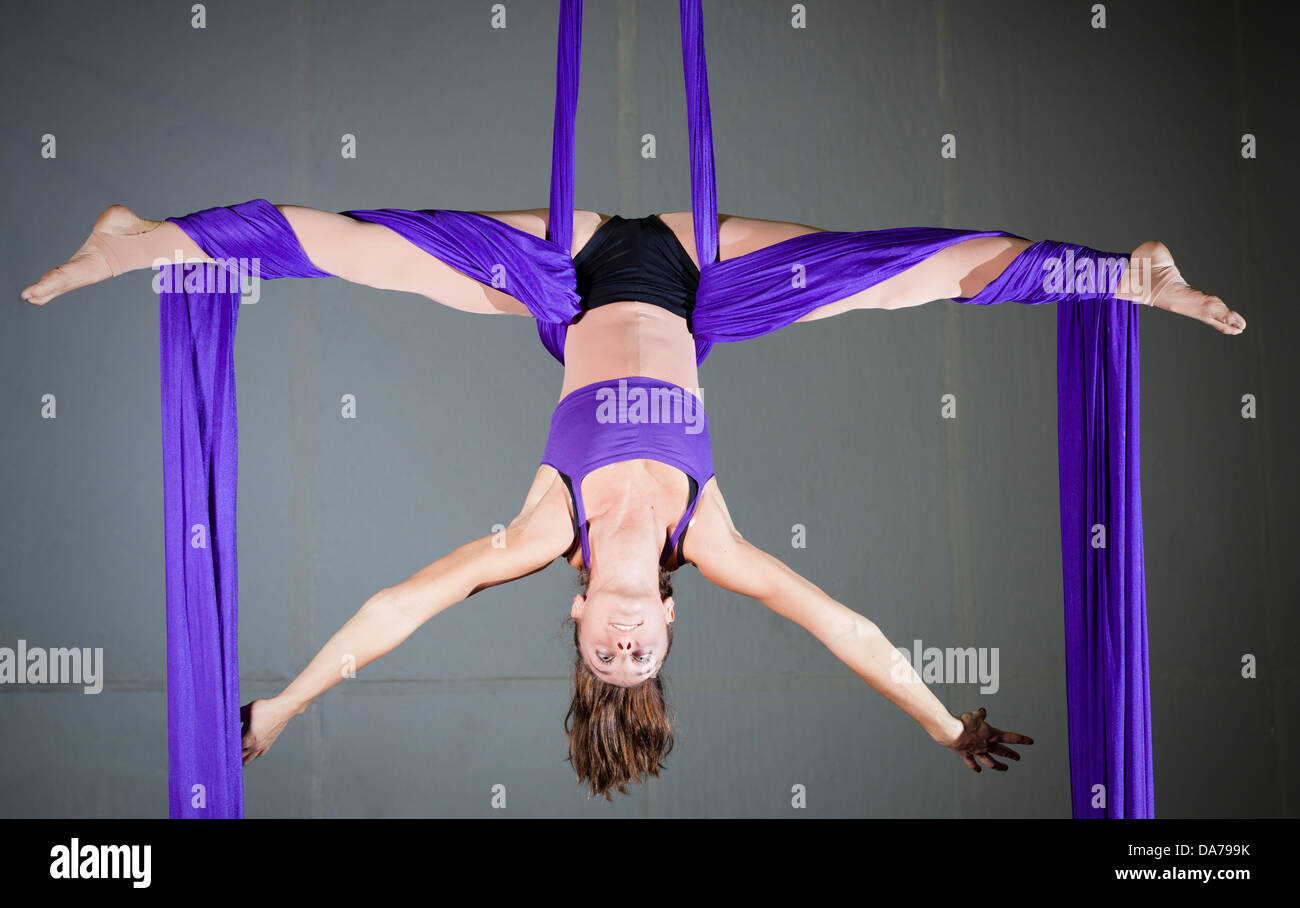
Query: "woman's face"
572 588 674 687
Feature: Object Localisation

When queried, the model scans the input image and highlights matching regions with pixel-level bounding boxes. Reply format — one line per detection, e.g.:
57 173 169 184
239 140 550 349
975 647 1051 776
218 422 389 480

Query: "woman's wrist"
271 690 310 719
929 712 964 747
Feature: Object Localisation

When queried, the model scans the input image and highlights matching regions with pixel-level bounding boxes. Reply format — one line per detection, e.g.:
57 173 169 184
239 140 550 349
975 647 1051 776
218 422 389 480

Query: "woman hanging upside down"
21 200 1244 798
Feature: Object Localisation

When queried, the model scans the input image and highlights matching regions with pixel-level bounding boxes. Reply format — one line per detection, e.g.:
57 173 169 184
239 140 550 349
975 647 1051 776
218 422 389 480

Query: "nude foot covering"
1118 257 1179 307
87 221 211 277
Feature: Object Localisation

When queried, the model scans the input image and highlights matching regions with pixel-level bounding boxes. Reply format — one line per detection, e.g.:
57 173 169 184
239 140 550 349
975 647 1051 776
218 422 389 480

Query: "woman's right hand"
240 697 294 766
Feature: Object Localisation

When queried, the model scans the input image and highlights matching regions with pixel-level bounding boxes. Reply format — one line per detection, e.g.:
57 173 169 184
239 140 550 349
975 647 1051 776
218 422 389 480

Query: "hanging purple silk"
159 201 331 818
536 0 583 363
679 0 717 272
1058 300 1155 817
157 264 243 819
547 0 581 264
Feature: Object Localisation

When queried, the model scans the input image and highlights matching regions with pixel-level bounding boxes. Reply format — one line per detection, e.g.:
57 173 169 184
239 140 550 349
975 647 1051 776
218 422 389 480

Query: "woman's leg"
704 215 1245 336
796 234 1244 334
793 235 1035 317
276 205 529 315
22 203 547 316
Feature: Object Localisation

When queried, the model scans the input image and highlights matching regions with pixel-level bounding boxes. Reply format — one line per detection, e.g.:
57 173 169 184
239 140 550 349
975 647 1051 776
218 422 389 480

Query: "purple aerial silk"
158 264 243 819
158 202 331 818
1057 301 1154 817
540 0 584 363
155 0 1151 818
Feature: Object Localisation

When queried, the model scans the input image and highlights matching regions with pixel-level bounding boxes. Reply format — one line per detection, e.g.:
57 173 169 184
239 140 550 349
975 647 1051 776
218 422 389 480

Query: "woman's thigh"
662 211 1029 322
278 206 608 316
795 235 1031 321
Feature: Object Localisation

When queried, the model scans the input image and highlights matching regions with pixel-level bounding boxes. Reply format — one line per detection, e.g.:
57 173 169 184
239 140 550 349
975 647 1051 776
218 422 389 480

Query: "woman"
21 201 1244 798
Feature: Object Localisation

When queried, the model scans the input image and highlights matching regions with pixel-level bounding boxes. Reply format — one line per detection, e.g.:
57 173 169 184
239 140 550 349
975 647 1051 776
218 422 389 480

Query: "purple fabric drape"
158 263 243 818
1057 300 1155 817
541 0 583 364
159 202 334 818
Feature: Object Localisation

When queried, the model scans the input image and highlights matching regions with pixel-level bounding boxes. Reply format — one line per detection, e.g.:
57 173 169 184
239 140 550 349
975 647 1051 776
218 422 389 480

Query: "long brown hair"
565 565 676 799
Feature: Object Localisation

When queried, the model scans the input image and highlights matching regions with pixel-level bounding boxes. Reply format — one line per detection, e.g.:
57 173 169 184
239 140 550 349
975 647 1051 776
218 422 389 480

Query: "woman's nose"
616 639 633 650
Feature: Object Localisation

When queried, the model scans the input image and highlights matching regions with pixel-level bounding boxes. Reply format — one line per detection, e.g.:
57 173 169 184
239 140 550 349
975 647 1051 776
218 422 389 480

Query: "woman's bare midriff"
559 302 701 400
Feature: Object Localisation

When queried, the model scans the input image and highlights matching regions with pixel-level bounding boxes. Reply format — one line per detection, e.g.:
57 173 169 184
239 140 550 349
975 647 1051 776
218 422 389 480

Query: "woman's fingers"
240 700 266 766
994 730 1034 746
989 743 1021 762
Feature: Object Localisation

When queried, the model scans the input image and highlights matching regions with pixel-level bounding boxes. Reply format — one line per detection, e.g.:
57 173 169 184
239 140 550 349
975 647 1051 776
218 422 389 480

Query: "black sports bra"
573 214 701 322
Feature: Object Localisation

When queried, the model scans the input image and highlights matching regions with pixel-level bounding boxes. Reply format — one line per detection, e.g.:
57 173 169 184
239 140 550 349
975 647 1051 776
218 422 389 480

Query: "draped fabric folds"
158 204 343 818
156 0 1152 817
1057 301 1155 817
158 265 243 818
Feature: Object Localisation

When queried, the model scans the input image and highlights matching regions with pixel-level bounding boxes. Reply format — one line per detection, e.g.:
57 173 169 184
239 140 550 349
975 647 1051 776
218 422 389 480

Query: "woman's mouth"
610 622 641 634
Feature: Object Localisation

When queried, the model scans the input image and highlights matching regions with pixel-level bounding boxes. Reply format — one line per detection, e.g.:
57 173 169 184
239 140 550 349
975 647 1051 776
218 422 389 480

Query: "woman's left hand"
942 707 1033 772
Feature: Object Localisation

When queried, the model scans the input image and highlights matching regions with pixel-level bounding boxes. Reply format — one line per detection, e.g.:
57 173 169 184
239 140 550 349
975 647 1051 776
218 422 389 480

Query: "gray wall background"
1 0 1295 818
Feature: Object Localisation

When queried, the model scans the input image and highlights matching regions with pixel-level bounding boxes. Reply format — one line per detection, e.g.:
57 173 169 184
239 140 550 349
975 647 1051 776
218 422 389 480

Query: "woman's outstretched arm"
684 483 1032 772
240 468 576 765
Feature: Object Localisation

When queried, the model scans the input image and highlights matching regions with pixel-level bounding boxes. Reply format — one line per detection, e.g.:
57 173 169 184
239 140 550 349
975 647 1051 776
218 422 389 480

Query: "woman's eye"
595 652 651 664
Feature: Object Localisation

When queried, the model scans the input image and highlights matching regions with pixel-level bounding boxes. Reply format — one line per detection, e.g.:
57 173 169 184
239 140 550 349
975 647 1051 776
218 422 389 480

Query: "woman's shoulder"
521 464 573 515
677 476 735 565
510 465 579 563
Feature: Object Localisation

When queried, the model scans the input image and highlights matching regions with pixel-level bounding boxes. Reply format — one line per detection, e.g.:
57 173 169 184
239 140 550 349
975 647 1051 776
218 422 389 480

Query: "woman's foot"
20 205 162 306
1118 240 1245 335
